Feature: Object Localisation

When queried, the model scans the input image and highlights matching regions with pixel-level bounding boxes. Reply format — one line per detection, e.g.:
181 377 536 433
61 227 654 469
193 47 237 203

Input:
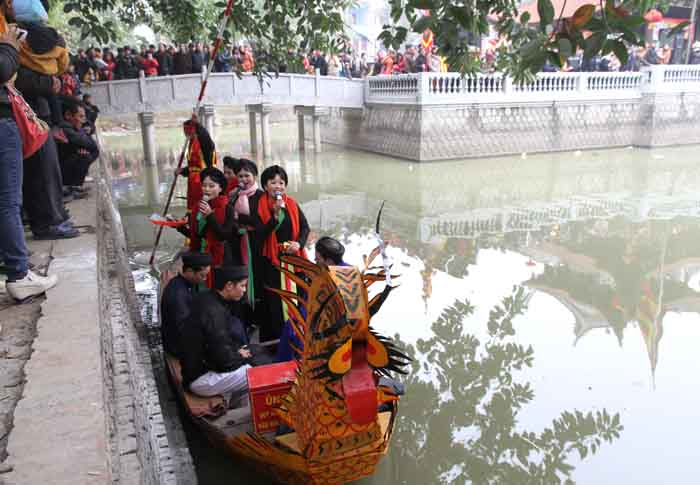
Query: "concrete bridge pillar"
260 104 273 159
247 110 258 156
138 111 157 166
144 164 160 207
246 103 273 159
296 112 306 151
198 104 216 138
294 106 329 153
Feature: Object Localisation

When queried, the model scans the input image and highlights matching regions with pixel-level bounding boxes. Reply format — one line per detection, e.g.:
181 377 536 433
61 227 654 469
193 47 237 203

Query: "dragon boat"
166 251 410 484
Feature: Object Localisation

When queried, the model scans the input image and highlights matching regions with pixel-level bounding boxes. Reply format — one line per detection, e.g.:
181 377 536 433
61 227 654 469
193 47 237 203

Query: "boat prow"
165 355 397 484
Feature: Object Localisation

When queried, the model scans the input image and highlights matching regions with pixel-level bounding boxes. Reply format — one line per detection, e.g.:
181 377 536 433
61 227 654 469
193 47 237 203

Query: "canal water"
106 124 700 485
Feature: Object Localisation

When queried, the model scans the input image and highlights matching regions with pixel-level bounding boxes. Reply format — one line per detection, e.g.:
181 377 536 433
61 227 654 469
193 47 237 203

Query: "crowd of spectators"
1 0 100 303
69 42 451 83
72 37 700 86
71 42 256 82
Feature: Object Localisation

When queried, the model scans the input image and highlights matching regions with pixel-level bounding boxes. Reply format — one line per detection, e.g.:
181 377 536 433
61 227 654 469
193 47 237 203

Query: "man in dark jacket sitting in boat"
160 251 211 358
180 266 256 399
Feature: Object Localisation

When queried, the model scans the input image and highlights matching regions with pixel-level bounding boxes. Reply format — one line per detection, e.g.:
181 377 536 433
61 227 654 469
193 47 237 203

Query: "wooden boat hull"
166 356 396 484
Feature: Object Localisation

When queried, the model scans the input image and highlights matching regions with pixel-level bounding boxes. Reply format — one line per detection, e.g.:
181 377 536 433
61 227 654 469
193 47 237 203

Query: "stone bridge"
88 65 700 161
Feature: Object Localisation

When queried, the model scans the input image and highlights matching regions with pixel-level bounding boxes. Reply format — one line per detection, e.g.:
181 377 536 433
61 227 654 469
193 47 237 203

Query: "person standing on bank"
160 251 211 358
180 266 255 400
255 165 309 341
0 2 58 300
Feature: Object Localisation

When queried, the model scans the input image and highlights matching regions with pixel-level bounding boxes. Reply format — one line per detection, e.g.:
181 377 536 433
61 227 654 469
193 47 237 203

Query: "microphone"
200 194 210 213
275 191 285 209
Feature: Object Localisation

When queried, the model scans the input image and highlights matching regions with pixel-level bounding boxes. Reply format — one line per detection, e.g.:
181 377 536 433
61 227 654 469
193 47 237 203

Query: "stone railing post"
417 72 430 104
577 72 589 95
503 75 513 95
641 65 664 93
315 68 321 98
138 70 147 104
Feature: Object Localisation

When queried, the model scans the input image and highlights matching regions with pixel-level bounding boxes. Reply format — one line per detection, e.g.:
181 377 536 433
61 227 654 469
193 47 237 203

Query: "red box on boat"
247 361 297 434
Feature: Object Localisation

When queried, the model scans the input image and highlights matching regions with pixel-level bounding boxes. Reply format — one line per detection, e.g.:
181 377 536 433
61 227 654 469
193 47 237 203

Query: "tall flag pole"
149 0 236 266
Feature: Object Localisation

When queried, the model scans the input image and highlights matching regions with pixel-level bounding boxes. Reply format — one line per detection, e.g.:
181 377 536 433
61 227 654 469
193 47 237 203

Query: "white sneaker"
6 270 58 301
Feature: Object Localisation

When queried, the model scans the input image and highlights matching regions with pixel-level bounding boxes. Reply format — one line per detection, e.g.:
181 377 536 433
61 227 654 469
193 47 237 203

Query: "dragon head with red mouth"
270 249 410 436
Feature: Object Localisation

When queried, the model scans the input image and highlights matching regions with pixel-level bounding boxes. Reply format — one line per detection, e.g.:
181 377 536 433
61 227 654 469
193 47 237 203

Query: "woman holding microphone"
254 165 309 341
177 167 231 288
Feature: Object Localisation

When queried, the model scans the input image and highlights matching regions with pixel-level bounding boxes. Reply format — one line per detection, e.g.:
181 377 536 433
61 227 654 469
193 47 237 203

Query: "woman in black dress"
254 165 310 341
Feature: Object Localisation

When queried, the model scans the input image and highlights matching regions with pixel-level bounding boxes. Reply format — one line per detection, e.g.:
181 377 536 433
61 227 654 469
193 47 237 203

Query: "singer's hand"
199 200 212 216
285 241 300 254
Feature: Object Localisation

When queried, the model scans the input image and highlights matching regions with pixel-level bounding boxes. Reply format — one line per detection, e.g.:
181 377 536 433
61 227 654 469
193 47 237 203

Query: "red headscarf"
257 193 308 266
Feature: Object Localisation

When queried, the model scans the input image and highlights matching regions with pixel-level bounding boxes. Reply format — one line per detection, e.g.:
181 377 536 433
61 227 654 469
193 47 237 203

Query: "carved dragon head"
271 254 410 428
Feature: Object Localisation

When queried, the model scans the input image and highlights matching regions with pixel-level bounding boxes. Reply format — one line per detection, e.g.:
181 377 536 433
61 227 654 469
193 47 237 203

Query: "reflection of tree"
391 287 623 484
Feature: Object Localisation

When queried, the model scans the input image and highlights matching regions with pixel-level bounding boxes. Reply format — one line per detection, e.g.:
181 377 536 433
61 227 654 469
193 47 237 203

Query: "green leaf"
68 17 83 27
558 38 572 58
584 32 604 59
519 39 540 58
612 40 628 65
449 6 470 27
63 3 75 13
520 12 531 25
620 15 648 28
537 0 555 29
412 14 435 34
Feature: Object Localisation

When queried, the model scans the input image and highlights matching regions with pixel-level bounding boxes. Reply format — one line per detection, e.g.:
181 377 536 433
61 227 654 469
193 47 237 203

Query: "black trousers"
23 137 69 232
59 151 98 187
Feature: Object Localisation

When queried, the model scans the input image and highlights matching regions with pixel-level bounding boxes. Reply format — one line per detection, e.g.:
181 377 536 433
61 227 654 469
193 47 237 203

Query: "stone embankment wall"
96 157 196 484
321 92 700 161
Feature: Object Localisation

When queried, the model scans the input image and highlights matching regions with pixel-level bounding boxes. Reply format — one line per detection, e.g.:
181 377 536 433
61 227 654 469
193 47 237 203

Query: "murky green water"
107 124 700 484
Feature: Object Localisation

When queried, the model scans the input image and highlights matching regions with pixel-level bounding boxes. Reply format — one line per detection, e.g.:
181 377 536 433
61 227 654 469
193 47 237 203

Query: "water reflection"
105 126 700 483
387 286 623 484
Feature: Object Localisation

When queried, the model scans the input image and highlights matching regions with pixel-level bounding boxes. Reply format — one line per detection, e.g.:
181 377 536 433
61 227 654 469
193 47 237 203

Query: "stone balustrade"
363 68 694 104
89 64 700 161
86 70 365 116
88 65 700 114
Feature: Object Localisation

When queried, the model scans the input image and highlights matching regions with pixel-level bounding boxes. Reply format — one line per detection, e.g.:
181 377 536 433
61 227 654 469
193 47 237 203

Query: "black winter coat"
14 66 55 121
180 291 248 387
0 43 18 114
57 120 99 158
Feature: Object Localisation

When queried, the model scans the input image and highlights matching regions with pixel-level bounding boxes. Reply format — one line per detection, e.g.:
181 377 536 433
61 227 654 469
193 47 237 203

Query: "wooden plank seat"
165 355 227 418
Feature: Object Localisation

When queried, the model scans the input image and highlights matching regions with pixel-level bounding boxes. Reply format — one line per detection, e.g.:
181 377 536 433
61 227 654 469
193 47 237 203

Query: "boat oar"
148 0 236 267
148 138 190 266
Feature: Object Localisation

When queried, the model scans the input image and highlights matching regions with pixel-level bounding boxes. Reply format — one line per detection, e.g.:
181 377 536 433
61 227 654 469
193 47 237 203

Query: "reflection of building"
525 219 700 382
420 193 700 245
